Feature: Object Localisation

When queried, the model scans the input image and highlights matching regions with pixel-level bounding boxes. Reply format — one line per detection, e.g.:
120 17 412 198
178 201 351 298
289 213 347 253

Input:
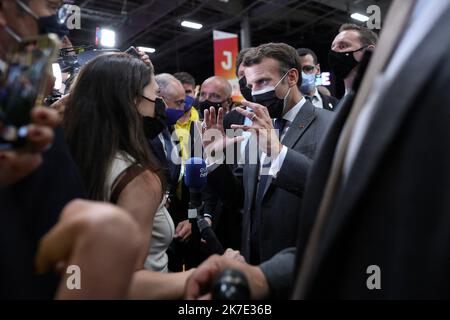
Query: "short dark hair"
236 47 252 76
243 43 302 78
296 48 318 65
173 72 196 87
339 23 378 47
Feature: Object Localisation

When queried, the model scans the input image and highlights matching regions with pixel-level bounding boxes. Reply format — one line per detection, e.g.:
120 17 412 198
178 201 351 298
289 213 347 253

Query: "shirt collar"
282 97 306 123
313 88 321 100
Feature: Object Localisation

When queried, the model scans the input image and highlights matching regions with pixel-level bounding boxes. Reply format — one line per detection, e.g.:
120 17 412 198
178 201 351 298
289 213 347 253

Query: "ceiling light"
351 13 369 22
181 20 203 30
100 29 116 47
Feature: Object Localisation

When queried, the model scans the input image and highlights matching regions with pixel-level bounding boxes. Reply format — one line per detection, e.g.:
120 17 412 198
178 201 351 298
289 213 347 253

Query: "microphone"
184 157 224 255
198 216 224 254
184 157 207 214
212 269 251 300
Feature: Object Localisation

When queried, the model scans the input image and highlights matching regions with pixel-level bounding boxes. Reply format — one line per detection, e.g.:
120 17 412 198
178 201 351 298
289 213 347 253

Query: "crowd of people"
1 0 449 300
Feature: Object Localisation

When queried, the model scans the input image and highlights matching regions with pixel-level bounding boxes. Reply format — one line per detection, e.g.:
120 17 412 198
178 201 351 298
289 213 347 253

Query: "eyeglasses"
302 65 316 74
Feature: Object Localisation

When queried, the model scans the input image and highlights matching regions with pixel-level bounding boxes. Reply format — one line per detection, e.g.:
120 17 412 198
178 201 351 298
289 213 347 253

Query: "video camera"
46 46 140 105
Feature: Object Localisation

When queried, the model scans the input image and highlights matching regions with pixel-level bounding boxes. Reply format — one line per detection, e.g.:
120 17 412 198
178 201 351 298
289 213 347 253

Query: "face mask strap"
350 45 369 54
3 25 22 42
142 95 156 103
15 0 39 20
2 0 40 43
274 70 290 89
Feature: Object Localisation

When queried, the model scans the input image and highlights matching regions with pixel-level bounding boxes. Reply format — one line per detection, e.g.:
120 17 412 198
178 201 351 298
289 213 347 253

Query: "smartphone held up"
0 34 60 150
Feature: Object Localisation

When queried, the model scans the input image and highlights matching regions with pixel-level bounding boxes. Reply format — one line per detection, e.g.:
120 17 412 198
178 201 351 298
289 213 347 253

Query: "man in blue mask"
297 48 339 112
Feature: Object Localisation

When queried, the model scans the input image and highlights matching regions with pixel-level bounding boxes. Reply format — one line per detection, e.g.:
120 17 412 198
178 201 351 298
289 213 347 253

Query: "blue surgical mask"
166 109 185 126
184 95 194 113
300 72 316 95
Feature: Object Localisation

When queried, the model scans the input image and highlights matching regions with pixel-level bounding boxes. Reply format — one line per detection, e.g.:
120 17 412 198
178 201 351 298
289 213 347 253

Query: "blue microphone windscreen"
184 157 207 189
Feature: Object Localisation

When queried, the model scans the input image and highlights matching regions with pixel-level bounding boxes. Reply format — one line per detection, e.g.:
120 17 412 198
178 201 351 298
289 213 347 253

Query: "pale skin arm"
37 170 193 299
119 170 196 300
36 200 143 300
115 170 161 269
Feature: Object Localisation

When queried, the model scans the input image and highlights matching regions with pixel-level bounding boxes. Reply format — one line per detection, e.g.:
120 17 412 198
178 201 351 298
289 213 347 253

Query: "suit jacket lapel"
261 101 317 200
243 134 260 212
282 100 316 149
312 6 450 281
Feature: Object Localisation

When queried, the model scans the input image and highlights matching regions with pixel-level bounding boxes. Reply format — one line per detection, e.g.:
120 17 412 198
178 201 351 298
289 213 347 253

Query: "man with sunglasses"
297 48 339 112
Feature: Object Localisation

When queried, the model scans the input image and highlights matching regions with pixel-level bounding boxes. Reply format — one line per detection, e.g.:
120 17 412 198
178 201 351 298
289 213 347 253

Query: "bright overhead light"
137 46 156 53
351 13 369 22
100 28 116 47
52 63 62 90
181 20 203 30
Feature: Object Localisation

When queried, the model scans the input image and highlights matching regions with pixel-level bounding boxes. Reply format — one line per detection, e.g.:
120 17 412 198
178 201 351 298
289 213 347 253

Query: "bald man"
198 76 233 116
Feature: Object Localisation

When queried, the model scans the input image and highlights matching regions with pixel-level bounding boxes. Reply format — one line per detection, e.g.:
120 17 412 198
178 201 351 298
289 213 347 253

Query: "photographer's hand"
0 107 58 187
137 50 152 67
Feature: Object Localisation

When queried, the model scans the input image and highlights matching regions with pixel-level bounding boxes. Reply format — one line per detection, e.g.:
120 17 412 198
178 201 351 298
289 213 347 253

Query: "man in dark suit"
185 0 450 300
297 48 339 111
0 0 88 299
203 43 334 265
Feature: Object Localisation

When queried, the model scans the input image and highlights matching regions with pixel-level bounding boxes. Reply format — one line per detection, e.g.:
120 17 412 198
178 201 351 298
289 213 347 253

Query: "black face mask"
251 71 291 119
198 100 226 116
252 90 284 119
38 15 69 39
142 97 167 140
5 0 69 42
239 77 254 102
328 46 367 80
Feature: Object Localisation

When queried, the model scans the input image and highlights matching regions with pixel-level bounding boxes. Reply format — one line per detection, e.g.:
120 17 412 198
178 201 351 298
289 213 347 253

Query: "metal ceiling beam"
116 0 190 48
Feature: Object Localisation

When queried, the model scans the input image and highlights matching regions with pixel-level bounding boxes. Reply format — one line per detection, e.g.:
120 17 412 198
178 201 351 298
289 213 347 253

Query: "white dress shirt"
309 88 324 109
262 97 307 178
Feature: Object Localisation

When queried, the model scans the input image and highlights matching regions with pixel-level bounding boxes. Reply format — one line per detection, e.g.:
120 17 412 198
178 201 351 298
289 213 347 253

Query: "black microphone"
212 269 251 300
197 216 224 254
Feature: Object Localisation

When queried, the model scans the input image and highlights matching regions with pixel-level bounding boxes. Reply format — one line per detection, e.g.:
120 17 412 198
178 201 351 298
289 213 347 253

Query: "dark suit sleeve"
206 164 245 209
259 247 296 299
202 184 219 219
273 148 313 197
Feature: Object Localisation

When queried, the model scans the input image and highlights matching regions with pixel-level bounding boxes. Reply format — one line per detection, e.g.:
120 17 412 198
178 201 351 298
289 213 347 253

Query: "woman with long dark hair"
63 53 178 276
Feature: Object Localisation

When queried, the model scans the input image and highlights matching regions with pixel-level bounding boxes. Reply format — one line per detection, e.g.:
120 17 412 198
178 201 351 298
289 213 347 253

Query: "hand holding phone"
0 34 59 149
125 46 140 58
